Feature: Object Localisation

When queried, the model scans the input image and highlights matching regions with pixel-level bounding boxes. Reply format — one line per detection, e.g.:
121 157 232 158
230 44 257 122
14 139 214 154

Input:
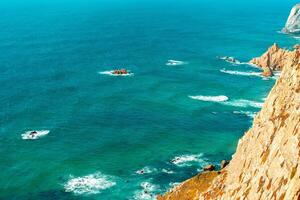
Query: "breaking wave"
133 181 159 200
166 60 187 66
189 95 228 102
136 166 157 175
223 99 263 108
64 172 116 195
220 69 262 77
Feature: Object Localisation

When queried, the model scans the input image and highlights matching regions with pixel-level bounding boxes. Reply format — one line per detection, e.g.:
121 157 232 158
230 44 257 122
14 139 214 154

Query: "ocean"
0 0 298 199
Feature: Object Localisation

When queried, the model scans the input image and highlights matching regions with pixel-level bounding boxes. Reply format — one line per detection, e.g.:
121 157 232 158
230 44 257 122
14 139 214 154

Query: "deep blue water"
0 0 299 199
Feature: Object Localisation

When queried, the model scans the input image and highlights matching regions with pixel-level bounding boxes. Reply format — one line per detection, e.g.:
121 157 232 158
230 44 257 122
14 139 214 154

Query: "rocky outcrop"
249 43 294 77
283 4 300 34
158 47 300 199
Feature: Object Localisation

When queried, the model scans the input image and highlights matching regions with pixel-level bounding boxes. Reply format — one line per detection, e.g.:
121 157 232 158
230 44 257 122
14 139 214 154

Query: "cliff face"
159 46 300 200
283 4 300 34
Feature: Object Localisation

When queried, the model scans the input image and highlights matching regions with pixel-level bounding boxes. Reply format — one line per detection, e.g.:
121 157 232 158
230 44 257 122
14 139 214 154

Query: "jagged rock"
249 43 294 76
220 160 229 169
203 165 215 171
282 4 300 34
159 45 300 200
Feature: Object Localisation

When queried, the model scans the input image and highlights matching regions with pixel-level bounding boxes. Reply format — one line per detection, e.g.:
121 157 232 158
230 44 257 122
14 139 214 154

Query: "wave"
21 130 50 140
166 60 187 66
170 153 207 167
220 69 262 77
223 99 263 108
99 70 134 76
189 95 228 102
133 181 158 200
64 172 116 195
233 111 257 118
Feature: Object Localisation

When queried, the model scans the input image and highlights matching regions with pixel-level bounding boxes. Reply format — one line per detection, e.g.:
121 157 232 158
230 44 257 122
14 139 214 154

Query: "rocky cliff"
249 43 296 77
283 4 300 34
158 46 300 200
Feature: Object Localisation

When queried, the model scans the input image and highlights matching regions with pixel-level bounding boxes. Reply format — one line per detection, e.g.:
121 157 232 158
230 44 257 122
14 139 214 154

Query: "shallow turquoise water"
0 0 299 199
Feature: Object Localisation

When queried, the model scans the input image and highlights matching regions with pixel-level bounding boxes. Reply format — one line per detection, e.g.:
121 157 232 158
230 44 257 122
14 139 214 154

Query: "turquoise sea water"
0 0 299 199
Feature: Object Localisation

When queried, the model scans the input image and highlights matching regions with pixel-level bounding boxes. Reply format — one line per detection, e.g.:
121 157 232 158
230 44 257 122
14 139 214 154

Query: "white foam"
233 111 257 118
64 172 116 195
220 69 262 77
136 167 157 175
133 182 158 200
166 60 187 66
189 95 228 102
162 169 174 174
223 99 263 108
99 70 134 76
171 153 206 167
21 130 50 140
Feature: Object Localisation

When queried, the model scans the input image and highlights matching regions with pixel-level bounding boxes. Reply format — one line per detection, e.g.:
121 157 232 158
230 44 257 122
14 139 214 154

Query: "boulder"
203 164 215 171
283 4 300 34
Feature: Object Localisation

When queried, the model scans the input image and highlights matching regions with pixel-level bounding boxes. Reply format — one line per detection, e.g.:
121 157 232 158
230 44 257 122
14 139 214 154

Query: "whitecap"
166 60 187 66
170 153 207 167
21 130 50 140
64 172 116 195
136 167 157 175
223 99 263 108
233 111 257 118
220 69 262 77
99 70 134 76
189 95 228 102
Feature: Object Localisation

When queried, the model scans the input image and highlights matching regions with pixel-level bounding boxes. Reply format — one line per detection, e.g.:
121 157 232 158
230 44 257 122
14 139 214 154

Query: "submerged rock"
282 4 300 34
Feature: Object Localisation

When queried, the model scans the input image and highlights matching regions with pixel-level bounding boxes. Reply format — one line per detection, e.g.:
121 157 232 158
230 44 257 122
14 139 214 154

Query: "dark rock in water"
220 160 230 169
282 4 300 34
203 164 215 171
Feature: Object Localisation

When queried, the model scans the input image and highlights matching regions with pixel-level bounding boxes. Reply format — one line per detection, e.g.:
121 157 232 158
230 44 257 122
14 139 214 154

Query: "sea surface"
0 0 299 199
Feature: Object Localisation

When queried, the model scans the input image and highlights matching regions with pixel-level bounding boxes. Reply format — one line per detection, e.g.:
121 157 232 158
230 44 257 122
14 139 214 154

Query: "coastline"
158 45 300 199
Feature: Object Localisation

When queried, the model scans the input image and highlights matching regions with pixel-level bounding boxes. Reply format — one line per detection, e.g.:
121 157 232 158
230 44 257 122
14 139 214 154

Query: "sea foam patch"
136 166 157 175
166 60 187 66
233 111 257 118
223 99 263 108
64 172 116 195
220 69 262 77
171 153 207 167
21 130 50 140
133 181 159 200
189 95 228 102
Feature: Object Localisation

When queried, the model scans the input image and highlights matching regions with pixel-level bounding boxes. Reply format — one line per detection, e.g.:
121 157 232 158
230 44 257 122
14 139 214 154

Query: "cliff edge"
158 45 300 200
